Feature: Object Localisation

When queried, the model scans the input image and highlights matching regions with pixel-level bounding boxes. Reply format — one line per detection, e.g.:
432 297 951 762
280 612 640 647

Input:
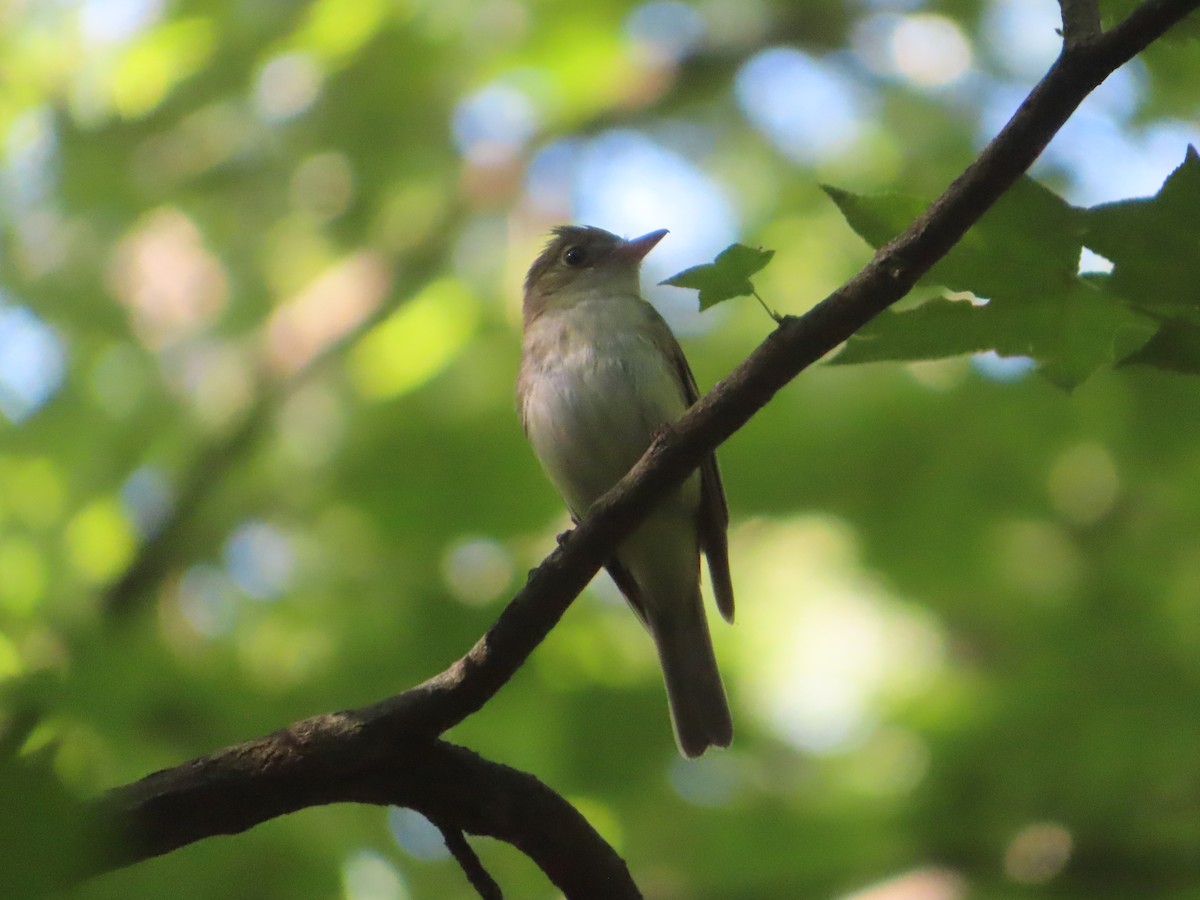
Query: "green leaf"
1119 317 1200 374
821 173 1178 386
832 281 1156 389
822 185 925 250
826 177 1082 304
660 243 775 310
826 149 1200 383
1081 146 1200 315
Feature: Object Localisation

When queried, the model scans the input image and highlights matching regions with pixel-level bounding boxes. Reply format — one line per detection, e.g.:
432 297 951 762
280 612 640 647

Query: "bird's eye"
561 245 587 268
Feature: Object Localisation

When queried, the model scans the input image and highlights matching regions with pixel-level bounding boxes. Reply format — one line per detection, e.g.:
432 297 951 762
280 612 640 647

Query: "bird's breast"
520 298 690 515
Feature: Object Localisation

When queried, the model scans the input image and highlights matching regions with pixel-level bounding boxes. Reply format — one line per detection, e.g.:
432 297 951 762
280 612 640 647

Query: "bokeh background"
3 0 1200 897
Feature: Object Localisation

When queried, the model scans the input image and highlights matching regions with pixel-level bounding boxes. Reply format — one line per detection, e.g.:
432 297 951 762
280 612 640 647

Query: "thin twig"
751 289 784 324
436 821 504 900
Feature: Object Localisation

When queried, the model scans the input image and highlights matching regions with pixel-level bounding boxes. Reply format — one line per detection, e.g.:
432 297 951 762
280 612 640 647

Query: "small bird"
517 225 734 757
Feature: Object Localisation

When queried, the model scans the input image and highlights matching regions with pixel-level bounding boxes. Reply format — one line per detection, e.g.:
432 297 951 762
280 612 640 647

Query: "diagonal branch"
83 0 1199 893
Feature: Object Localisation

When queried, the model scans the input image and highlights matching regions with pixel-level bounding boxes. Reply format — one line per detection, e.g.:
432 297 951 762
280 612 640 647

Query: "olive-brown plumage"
517 225 734 757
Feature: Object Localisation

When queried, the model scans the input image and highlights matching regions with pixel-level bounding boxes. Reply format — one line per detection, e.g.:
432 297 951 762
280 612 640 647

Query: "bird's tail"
651 598 733 758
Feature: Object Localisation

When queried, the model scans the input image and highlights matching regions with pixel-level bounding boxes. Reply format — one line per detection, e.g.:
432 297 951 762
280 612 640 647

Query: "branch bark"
1059 0 1102 46
84 0 1200 895
92 736 639 899
434 821 504 900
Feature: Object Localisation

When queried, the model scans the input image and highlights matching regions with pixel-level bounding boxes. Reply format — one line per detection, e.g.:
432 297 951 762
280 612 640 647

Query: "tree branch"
92 736 639 898
82 0 1198 894
1059 0 1102 46
434 821 504 900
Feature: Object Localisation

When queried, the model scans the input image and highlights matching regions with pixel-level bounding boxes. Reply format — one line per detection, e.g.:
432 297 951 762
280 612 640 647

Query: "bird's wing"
652 313 735 624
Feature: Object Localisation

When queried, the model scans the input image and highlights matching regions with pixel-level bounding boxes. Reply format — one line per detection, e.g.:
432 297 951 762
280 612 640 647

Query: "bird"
516 224 734 757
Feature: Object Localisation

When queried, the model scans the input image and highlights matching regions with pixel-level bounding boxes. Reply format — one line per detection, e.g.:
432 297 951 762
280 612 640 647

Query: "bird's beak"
615 229 669 263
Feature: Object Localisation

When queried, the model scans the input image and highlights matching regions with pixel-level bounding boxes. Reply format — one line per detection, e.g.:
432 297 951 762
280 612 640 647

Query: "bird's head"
522 225 667 322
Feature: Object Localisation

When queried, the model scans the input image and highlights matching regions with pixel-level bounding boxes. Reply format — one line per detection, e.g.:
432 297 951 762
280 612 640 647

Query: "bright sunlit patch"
79 0 163 46
254 52 322 122
979 74 1198 206
65 497 137 583
224 521 294 601
570 129 737 333
1047 443 1119 526
349 277 480 399
441 536 514 606
452 81 540 164
1078 247 1115 276
291 0 389 64
1083 63 1146 123
266 251 391 376
1004 822 1073 885
388 808 449 861
572 129 735 255
971 350 1034 382
108 17 215 118
889 14 972 88
343 848 410 900
840 867 966 900
108 207 229 349
0 304 65 423
1052 117 1200 206
735 47 869 165
732 516 946 755
982 0 1063 80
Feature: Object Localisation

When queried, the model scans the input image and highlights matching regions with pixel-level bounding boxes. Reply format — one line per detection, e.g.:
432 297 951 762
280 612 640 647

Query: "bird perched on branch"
517 225 734 758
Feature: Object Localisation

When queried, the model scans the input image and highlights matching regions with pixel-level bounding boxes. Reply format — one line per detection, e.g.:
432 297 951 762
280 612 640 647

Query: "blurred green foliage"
2 0 1200 898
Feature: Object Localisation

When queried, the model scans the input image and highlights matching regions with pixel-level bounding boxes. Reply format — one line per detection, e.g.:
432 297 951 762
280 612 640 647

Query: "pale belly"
521 303 699 518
